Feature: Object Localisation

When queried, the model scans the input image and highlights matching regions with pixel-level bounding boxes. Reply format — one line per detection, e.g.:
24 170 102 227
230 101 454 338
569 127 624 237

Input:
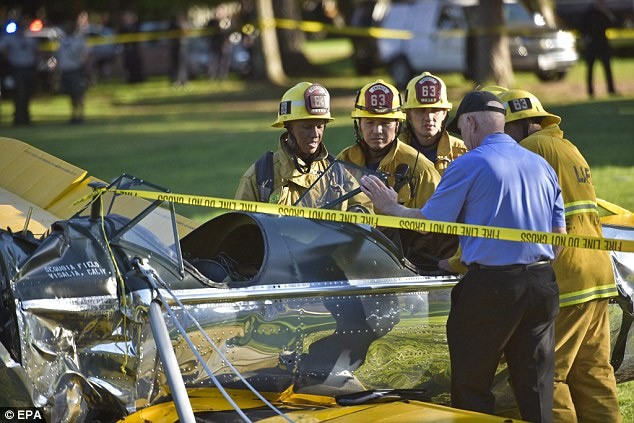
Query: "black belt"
467 260 552 271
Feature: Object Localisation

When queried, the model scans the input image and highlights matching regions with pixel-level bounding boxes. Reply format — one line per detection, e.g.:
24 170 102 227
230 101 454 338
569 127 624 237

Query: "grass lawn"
0 38 633 418
1 43 632 222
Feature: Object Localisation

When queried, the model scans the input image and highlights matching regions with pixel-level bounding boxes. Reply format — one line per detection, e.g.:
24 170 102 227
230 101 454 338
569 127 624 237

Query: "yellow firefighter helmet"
497 89 561 126
271 82 334 128
351 79 406 121
403 72 452 110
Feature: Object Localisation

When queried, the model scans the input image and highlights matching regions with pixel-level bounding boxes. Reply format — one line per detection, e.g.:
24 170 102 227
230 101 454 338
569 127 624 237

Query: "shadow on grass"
113 85 364 107
109 68 366 107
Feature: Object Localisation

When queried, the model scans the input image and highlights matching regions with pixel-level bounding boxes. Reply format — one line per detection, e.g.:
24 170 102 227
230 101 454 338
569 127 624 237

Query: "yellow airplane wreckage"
0 137 632 422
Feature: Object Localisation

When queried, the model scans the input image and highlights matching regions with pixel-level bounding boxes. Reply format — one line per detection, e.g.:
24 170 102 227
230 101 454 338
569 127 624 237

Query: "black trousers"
585 43 615 95
447 263 559 422
11 65 34 125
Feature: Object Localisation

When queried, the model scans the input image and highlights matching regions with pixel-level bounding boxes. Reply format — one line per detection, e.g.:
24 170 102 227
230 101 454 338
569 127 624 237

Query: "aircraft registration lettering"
44 263 83 279
42 261 108 279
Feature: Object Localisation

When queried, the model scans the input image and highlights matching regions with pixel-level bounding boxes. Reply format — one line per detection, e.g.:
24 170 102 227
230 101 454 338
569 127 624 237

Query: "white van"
372 0 578 87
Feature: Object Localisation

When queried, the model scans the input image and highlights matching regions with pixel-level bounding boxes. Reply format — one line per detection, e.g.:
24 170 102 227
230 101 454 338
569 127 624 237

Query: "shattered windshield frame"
74 173 184 276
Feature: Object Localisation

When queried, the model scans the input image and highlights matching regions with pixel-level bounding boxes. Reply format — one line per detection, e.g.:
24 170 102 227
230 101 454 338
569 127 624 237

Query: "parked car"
354 0 578 87
187 31 254 78
465 0 578 81
135 21 253 79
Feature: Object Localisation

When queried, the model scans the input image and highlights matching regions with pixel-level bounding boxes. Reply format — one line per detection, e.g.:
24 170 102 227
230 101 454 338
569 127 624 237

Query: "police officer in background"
401 72 467 176
497 88 621 422
0 18 38 125
235 81 335 205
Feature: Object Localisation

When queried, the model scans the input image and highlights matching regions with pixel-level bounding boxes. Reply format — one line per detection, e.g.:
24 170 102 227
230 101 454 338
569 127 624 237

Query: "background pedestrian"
57 12 90 123
581 0 618 97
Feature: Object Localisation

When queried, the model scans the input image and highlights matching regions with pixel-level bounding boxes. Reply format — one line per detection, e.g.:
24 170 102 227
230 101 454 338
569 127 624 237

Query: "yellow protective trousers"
553 299 621 422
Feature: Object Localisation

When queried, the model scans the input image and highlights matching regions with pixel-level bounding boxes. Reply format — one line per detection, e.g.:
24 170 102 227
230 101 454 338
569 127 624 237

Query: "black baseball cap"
446 91 506 134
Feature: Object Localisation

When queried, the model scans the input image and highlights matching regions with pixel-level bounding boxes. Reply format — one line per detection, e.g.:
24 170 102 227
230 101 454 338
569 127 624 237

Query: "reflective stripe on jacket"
520 124 617 306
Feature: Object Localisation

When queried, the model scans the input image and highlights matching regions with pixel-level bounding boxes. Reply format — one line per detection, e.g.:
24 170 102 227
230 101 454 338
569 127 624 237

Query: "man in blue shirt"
360 90 566 422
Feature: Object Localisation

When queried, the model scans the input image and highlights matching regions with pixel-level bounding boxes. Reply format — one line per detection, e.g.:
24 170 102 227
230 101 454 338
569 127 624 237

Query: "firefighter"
497 88 621 423
297 80 443 390
337 79 455 270
337 79 440 208
401 72 467 176
235 81 334 205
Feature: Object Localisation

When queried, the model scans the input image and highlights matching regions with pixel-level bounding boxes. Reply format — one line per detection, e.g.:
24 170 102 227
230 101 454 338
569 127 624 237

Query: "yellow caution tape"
109 189 634 253
35 18 634 54
273 18 413 39
606 27 634 40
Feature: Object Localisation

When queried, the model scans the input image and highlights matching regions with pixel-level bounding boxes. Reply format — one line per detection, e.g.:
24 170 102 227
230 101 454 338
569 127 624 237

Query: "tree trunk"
255 0 288 85
470 0 514 87
272 0 314 75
